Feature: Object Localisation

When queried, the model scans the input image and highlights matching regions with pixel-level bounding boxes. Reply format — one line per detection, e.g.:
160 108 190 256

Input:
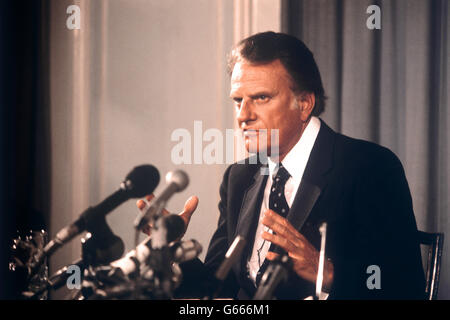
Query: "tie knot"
273 165 290 185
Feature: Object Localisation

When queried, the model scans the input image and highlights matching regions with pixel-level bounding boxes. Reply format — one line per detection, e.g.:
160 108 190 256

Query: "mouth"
243 129 258 137
242 129 271 154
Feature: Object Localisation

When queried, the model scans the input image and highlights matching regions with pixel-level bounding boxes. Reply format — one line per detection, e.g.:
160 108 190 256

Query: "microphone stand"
23 233 94 300
24 218 124 300
145 214 176 299
22 258 84 299
130 212 182 300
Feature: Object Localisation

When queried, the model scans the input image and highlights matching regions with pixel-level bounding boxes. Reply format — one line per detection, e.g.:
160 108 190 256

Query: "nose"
236 99 254 127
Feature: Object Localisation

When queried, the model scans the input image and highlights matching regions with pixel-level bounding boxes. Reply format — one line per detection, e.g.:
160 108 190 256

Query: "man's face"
230 59 308 160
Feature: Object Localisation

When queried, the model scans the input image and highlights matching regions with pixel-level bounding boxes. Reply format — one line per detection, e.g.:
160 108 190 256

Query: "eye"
255 95 270 103
232 98 243 107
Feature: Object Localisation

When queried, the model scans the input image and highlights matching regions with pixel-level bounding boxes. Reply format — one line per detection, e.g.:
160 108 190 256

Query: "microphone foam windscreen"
125 164 160 197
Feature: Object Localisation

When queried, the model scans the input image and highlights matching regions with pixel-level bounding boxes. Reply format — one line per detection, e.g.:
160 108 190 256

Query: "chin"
246 141 271 157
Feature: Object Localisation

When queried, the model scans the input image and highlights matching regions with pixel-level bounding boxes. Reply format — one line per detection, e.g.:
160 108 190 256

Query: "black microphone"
253 254 292 300
80 219 125 266
30 165 160 275
151 214 186 249
134 170 189 231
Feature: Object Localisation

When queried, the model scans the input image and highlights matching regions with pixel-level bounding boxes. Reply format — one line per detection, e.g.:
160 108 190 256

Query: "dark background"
0 0 50 299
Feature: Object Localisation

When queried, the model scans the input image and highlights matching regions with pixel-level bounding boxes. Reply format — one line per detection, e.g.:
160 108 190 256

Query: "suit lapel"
235 167 268 238
287 181 322 231
286 119 336 232
233 165 268 293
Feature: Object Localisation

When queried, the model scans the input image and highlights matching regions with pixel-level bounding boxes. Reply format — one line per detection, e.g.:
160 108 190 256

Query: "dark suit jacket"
179 119 425 300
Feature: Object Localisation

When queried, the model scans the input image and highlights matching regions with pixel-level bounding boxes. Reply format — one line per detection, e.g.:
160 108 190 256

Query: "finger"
262 210 304 241
141 194 170 215
262 231 296 253
263 217 302 248
179 196 199 226
265 251 279 261
262 216 307 252
136 199 146 210
137 194 155 210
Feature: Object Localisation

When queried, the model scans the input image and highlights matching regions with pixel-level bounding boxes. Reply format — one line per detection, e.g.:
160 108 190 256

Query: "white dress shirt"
247 116 321 283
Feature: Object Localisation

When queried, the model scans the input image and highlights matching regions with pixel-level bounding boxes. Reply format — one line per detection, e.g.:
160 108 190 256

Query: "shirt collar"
268 116 321 184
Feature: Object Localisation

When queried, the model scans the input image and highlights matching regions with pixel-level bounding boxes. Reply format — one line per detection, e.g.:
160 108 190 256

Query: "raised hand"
261 209 334 291
136 194 199 237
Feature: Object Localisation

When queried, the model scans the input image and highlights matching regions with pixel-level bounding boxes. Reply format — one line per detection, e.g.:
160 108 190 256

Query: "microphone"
30 165 160 274
80 222 125 266
85 237 202 300
110 237 202 277
22 259 84 298
315 222 327 300
215 236 246 281
208 236 246 299
253 254 292 300
110 237 152 277
134 170 189 231
151 214 186 249
111 214 190 277
170 239 203 263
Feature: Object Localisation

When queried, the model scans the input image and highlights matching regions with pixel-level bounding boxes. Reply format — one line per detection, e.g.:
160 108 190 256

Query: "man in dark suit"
191 31 425 300
164 31 425 300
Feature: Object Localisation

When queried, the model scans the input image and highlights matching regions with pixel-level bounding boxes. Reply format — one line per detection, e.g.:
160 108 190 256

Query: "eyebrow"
229 92 241 99
249 92 271 99
229 90 274 99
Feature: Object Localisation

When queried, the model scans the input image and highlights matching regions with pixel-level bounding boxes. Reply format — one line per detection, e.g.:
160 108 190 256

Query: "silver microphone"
215 236 246 281
315 222 327 300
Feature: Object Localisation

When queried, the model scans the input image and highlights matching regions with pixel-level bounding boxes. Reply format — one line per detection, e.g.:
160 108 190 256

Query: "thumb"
179 196 199 227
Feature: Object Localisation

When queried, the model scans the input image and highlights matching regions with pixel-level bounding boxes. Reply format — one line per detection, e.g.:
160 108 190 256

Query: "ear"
296 92 315 121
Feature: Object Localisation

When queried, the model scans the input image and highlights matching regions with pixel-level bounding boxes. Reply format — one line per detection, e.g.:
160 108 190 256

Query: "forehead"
230 59 292 94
